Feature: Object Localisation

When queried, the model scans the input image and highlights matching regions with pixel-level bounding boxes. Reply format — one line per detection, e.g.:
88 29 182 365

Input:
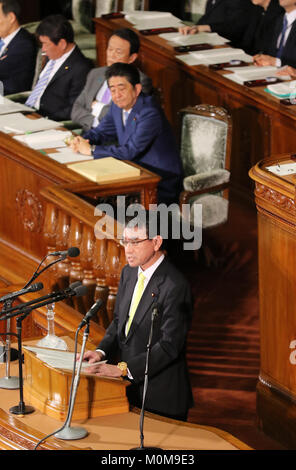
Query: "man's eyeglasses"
120 238 149 247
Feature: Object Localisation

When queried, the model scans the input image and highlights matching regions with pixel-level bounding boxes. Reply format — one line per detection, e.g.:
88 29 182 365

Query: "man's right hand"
77 349 103 363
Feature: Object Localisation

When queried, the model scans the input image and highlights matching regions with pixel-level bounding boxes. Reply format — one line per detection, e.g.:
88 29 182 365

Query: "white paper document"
13 129 72 149
0 112 61 133
0 97 33 115
177 47 252 66
48 147 93 164
265 80 296 98
266 162 296 176
23 345 106 372
159 31 229 46
223 65 290 85
125 11 183 29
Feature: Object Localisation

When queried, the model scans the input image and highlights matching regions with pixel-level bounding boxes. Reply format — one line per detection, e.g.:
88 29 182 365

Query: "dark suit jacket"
83 93 182 203
71 66 153 131
38 45 92 121
1 28 37 95
264 13 296 68
197 0 252 46
240 0 284 55
98 257 193 418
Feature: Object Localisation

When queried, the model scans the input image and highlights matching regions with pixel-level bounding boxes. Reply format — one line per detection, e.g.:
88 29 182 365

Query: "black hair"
105 62 140 87
36 14 74 44
110 28 140 55
0 0 21 21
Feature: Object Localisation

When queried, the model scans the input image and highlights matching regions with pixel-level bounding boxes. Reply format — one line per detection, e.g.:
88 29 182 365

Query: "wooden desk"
0 127 160 337
0 363 250 450
249 155 296 449
94 17 296 202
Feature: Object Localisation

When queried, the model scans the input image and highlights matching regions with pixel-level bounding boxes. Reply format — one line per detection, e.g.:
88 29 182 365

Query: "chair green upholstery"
183 0 206 23
179 104 232 264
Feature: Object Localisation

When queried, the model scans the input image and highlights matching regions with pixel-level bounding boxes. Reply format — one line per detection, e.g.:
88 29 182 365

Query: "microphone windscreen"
31 282 44 292
67 247 80 257
74 285 88 297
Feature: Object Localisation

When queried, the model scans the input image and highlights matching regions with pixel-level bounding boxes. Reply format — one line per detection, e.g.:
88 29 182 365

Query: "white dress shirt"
276 10 296 67
34 45 76 109
0 27 20 56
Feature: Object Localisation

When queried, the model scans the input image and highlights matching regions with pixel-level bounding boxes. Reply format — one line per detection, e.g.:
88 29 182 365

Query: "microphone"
48 247 80 257
78 299 103 328
0 282 44 303
0 282 88 319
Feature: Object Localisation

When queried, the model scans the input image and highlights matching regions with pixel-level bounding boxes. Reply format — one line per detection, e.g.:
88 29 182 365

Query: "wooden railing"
41 183 127 329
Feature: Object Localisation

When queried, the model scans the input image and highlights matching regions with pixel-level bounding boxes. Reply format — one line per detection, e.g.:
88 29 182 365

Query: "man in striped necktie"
23 14 92 121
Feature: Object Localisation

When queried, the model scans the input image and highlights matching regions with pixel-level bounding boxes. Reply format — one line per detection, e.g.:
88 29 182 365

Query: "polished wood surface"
249 155 296 448
23 338 129 421
94 16 296 202
0 360 251 450
0 129 160 329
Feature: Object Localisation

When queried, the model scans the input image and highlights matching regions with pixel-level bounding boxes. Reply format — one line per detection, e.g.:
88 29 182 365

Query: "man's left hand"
86 363 123 378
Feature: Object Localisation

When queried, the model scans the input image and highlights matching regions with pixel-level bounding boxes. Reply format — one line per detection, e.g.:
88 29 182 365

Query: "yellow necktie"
126 272 146 335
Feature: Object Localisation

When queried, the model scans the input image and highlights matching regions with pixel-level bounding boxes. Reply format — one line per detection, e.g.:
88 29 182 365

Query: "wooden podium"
249 155 296 449
23 343 130 421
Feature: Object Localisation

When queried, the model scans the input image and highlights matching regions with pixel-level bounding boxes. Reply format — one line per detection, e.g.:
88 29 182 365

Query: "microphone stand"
0 253 66 388
132 305 161 450
6 288 86 416
54 321 90 440
9 310 35 415
0 298 20 389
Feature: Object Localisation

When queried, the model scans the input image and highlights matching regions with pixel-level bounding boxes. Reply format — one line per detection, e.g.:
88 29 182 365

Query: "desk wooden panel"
250 156 296 448
94 17 296 202
0 363 250 450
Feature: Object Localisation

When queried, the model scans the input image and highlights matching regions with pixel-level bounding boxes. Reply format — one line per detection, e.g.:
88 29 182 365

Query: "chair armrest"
183 169 230 192
180 169 230 206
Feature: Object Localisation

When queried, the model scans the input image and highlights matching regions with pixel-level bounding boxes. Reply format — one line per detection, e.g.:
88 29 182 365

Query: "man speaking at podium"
80 214 193 422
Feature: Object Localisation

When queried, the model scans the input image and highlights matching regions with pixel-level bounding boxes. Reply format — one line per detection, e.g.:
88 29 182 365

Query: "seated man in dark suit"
178 0 252 46
69 63 183 205
25 14 92 121
253 0 296 68
0 0 37 95
79 211 193 422
71 28 152 132
241 0 283 55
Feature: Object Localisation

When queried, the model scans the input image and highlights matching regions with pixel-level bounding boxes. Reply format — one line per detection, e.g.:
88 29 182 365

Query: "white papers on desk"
159 31 229 46
0 112 61 133
0 97 33 115
13 129 72 149
223 65 290 84
177 47 253 66
266 162 296 176
265 80 296 98
125 11 183 29
47 147 93 164
23 345 106 372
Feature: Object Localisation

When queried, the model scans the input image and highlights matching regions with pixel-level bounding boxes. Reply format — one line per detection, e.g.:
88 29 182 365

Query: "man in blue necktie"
0 0 37 95
71 28 152 132
24 14 92 121
253 0 296 68
69 62 182 205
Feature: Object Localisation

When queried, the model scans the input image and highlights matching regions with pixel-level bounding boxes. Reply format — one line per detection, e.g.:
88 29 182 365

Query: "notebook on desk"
67 157 141 183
